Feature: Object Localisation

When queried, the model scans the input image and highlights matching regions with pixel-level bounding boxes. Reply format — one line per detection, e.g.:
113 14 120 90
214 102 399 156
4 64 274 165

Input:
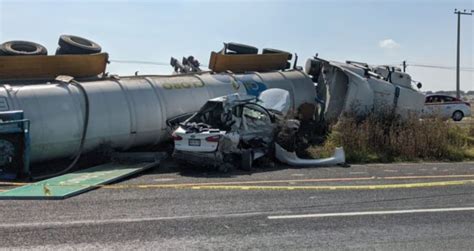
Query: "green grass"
306 113 474 164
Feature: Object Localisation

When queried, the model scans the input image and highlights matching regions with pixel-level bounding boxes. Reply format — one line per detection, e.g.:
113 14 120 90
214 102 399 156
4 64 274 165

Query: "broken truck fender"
274 143 346 167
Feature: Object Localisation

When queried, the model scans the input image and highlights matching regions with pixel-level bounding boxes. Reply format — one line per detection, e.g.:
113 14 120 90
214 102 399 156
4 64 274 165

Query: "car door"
440 95 455 118
423 96 438 117
239 103 273 142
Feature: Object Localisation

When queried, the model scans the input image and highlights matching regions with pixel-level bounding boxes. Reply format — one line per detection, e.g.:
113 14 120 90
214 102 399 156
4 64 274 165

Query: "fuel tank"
0 70 316 163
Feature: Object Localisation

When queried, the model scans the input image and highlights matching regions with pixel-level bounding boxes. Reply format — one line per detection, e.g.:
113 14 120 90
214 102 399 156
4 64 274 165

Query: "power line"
407 64 474 71
109 59 169 66
109 59 211 68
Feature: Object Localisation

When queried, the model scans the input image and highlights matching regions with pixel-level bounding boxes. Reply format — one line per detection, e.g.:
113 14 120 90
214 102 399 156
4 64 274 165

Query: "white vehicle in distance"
422 94 471 121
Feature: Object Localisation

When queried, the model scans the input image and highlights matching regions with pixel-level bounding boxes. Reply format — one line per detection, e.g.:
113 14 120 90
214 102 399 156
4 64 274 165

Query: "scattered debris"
275 143 345 167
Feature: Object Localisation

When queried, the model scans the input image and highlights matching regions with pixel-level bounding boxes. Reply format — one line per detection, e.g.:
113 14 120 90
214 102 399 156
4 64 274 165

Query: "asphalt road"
1 161 474 250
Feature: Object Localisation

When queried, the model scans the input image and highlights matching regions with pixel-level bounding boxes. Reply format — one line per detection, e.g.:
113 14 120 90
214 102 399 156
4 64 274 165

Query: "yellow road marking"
101 174 474 188
383 174 474 180
147 176 377 187
2 174 474 191
93 179 474 191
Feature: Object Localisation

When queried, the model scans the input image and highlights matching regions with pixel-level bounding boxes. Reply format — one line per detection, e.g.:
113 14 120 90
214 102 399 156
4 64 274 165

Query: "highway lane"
0 162 473 250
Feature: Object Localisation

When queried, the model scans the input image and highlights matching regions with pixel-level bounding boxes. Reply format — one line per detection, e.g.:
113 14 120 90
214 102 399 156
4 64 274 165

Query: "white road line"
268 207 474 220
349 172 367 174
153 178 176 182
0 211 268 229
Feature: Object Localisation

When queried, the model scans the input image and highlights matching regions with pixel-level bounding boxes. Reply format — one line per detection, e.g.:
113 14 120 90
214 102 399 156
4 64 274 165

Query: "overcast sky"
0 0 472 91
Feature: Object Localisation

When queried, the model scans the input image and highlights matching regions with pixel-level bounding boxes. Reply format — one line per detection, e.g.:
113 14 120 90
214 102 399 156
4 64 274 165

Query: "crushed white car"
172 89 284 171
172 88 346 170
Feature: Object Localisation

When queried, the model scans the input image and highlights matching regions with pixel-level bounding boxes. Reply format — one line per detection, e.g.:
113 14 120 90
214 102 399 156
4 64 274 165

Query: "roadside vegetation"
307 112 474 163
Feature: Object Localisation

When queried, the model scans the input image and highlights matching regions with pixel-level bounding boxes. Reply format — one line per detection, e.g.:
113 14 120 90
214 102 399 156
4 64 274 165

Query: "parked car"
422 94 471 121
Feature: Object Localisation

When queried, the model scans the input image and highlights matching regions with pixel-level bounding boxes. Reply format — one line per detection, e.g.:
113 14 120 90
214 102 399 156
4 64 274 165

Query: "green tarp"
0 162 158 200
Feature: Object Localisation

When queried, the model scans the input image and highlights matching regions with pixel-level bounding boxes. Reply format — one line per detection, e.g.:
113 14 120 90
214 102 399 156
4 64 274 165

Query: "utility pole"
454 9 472 99
402 60 406 72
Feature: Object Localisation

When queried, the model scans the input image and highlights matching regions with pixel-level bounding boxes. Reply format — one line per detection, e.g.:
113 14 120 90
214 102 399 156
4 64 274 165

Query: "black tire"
58 35 101 54
262 48 292 60
452 111 464 121
55 47 65 55
226 42 258 54
240 150 254 171
0 40 47 56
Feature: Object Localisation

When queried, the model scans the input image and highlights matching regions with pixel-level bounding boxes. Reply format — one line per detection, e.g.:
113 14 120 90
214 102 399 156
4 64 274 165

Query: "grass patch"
306 113 474 163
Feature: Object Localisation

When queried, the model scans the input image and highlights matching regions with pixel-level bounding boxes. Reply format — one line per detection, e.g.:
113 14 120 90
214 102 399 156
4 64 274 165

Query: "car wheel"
240 150 254 171
0 40 48 56
226 42 258 54
452 111 464 121
58 35 102 54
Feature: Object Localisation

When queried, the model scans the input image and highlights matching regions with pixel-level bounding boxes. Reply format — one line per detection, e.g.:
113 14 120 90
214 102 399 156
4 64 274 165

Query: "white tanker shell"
0 70 316 163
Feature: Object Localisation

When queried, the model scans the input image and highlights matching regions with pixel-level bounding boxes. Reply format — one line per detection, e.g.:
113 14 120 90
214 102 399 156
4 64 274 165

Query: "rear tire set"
56 35 101 55
226 42 258 54
0 35 101 56
0 41 47 56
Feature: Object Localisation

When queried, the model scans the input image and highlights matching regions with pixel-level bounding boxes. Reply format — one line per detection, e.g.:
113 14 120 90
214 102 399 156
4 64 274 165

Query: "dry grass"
307 112 474 163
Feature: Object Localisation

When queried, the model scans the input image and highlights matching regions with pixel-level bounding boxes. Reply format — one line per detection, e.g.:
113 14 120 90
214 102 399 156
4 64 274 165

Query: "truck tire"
58 35 101 54
262 48 292 60
452 111 464 121
55 47 65 55
0 41 47 56
240 150 254 171
226 42 258 54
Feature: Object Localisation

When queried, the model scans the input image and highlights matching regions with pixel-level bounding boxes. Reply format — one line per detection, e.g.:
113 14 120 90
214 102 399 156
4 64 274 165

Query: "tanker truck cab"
172 89 291 171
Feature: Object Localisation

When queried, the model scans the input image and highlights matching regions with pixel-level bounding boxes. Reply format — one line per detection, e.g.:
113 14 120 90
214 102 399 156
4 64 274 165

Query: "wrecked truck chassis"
306 58 425 122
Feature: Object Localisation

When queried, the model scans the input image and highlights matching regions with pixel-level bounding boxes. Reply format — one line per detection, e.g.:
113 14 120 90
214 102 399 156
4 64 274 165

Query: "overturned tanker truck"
0 39 425 178
0 70 317 177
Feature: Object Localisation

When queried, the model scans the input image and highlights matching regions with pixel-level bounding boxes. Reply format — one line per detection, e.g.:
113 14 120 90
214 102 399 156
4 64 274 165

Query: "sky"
0 0 472 91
